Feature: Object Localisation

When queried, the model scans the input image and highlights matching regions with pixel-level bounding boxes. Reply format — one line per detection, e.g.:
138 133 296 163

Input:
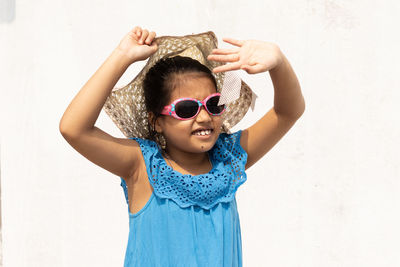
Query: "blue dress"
119 130 248 267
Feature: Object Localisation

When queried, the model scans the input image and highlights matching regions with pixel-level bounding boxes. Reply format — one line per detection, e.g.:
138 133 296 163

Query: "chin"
197 143 214 152
193 137 219 152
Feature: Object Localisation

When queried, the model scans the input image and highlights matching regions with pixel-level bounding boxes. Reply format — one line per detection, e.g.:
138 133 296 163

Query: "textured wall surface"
1 0 399 266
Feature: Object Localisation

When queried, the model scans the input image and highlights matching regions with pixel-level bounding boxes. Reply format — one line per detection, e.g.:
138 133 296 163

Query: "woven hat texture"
103 31 253 139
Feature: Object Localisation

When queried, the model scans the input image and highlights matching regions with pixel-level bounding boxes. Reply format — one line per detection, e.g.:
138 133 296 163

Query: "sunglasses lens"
175 100 199 118
206 95 225 114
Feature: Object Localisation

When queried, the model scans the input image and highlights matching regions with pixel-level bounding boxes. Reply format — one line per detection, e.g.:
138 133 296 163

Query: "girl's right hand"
116 26 158 64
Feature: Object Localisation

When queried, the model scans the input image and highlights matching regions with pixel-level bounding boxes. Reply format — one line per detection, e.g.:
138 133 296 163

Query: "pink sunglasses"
161 93 226 120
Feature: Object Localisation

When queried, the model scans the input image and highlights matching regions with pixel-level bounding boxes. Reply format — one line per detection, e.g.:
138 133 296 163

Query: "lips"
192 129 213 136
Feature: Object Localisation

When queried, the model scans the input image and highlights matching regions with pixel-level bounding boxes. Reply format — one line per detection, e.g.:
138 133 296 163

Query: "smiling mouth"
192 129 213 136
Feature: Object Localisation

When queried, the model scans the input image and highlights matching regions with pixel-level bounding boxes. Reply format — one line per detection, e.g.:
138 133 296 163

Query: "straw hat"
103 31 253 139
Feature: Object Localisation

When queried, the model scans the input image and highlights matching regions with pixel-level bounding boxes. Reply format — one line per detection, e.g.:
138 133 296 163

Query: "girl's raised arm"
59 26 158 180
208 38 305 169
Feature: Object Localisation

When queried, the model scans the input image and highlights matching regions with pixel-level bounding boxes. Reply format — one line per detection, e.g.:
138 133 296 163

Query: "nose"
195 106 212 122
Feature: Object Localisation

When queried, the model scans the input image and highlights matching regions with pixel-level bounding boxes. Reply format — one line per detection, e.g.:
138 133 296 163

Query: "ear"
148 112 163 133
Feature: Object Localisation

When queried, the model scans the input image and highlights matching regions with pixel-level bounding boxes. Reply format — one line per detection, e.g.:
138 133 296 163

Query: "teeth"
193 129 212 136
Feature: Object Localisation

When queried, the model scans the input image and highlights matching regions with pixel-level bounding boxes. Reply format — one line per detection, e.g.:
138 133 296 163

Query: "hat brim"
103 31 253 138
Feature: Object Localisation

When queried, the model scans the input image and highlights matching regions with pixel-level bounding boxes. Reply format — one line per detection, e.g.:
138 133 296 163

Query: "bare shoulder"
97 133 145 181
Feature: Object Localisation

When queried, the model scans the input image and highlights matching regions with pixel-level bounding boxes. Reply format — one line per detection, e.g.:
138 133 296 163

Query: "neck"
163 147 211 175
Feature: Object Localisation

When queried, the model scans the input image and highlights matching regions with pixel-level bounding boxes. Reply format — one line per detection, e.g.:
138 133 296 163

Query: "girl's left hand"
207 38 284 74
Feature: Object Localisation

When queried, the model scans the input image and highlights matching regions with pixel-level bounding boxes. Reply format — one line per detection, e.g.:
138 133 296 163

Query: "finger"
149 42 158 53
145 31 156 45
139 29 149 44
241 63 265 74
127 26 141 39
222 37 245 47
133 26 142 36
210 48 240 55
212 62 242 73
207 54 239 63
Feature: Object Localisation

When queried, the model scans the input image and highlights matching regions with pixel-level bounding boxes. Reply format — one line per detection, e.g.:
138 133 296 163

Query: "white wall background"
1 0 399 266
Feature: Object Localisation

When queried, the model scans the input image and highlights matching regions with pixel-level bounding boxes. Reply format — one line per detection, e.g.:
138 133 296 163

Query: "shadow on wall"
0 0 15 23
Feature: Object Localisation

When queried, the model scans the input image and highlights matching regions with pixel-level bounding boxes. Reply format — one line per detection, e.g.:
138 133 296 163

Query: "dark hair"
143 56 217 144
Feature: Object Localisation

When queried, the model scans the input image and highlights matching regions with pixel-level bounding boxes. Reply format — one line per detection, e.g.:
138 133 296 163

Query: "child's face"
157 73 223 154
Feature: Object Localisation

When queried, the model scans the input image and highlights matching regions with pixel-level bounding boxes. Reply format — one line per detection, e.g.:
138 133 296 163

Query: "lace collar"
130 131 247 209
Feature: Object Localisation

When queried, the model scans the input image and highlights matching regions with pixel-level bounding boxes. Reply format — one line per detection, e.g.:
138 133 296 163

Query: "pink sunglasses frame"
160 93 226 120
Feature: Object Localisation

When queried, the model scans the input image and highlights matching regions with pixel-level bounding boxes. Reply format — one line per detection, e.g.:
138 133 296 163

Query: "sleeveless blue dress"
120 130 247 267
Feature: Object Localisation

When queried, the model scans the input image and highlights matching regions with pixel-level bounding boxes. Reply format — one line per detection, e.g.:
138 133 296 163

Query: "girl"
60 26 305 266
